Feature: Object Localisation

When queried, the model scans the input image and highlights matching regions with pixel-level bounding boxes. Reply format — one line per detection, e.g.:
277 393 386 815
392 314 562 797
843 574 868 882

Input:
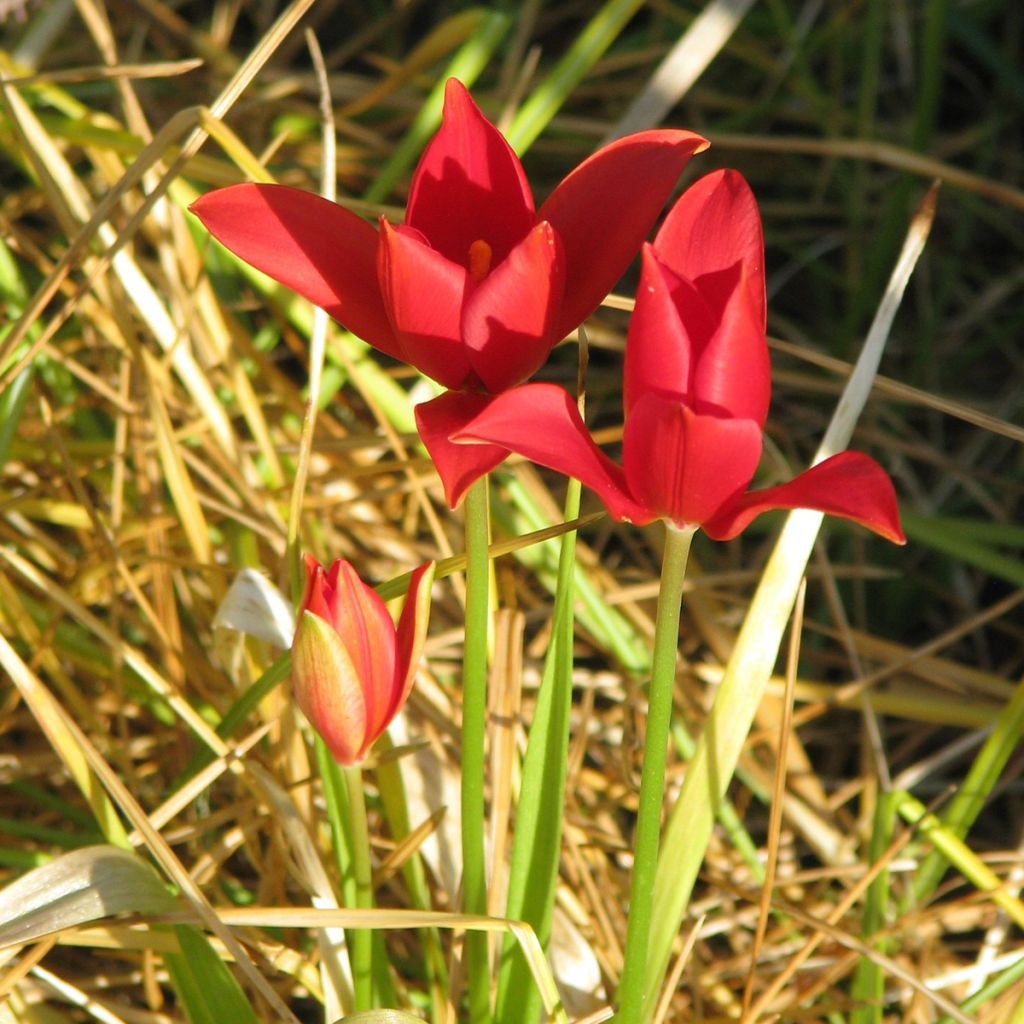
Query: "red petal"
622 395 764 527
655 171 770 424
415 392 511 507
655 169 765 330
292 611 367 766
462 222 565 392
623 246 715 415
190 184 400 359
374 560 436 754
690 263 770 425
322 561 397 738
453 383 651 524
702 450 906 543
298 554 330 627
538 129 708 341
377 221 474 389
406 79 534 267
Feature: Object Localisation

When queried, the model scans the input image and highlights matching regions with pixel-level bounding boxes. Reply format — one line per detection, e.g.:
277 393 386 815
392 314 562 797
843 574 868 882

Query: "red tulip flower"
455 170 905 544
190 79 707 506
292 555 434 766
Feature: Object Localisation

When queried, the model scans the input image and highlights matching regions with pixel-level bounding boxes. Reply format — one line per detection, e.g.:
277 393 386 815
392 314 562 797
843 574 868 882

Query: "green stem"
494 478 581 1024
462 476 491 1023
343 762 374 1011
616 523 696 1024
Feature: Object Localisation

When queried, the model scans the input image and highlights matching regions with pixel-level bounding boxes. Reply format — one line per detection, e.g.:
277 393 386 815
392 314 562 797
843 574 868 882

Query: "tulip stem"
615 522 696 1024
342 762 375 1011
462 476 491 1023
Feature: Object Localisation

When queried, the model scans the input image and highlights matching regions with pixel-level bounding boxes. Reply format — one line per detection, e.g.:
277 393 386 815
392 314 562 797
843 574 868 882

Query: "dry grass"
1 1 1023 1022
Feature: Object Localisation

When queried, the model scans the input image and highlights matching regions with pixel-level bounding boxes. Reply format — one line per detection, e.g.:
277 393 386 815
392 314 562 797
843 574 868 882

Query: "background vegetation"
1 1 1022 1021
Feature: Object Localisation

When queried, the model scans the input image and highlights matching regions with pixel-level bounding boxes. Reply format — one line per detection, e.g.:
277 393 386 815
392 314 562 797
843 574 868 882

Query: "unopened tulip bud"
292 556 434 766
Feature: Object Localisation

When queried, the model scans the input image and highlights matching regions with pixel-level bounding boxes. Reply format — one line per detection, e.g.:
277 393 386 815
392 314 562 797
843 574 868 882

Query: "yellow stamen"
468 239 492 283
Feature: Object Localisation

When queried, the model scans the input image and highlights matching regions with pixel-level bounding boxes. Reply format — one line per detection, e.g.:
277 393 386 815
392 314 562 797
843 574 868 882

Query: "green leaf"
903 512 1024 587
0 845 177 948
165 925 260 1024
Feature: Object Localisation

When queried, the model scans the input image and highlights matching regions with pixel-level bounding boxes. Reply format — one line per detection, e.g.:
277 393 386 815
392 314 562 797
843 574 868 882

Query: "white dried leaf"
213 568 294 649
0 845 177 948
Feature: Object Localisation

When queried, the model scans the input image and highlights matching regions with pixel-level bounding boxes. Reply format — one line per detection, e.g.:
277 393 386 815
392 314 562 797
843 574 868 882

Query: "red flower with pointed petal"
455 170 905 545
292 555 434 766
190 79 707 505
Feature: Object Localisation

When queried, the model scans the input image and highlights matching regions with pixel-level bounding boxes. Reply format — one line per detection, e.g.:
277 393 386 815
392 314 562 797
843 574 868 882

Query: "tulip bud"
292 556 434 765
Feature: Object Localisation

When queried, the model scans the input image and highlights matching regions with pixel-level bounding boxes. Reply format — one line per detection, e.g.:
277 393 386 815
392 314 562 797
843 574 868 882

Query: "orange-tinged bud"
292 556 435 765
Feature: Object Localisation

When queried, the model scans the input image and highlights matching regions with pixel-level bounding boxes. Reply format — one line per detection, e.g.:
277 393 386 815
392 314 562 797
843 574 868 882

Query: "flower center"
468 239 492 284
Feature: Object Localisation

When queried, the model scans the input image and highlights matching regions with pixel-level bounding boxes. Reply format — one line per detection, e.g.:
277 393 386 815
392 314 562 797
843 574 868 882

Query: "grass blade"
494 480 581 1024
165 925 261 1024
362 12 509 203
908 672 1024 906
504 0 643 154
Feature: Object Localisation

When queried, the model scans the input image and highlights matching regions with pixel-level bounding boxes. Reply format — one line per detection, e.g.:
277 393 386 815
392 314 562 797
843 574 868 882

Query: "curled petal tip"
879 517 907 546
702 451 906 544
